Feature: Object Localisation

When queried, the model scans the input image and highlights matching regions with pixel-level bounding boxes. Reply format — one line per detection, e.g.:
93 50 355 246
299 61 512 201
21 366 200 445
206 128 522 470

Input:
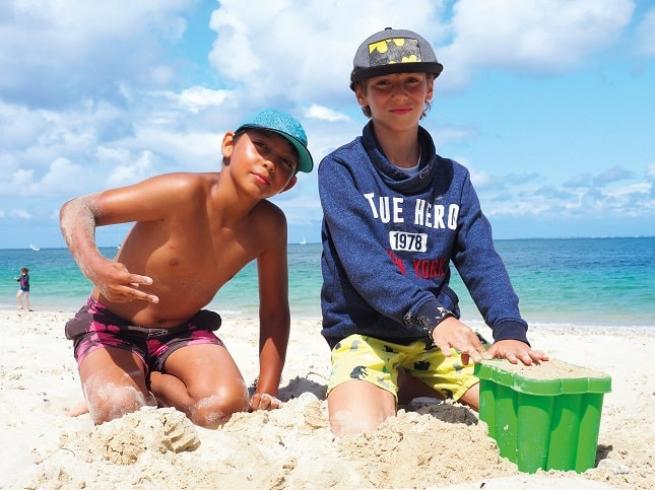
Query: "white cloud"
647 164 655 179
38 157 84 193
10 209 31 220
128 126 222 173
479 166 655 219
637 9 655 55
470 169 492 188
305 104 350 122
0 168 34 196
208 0 449 104
0 101 51 148
0 0 194 107
148 86 233 114
208 0 634 99
0 87 234 200
439 0 634 88
96 145 131 166
592 165 634 186
272 193 324 226
604 182 651 198
0 99 131 174
177 87 231 113
109 151 156 186
0 0 649 241
430 126 474 147
0 157 85 197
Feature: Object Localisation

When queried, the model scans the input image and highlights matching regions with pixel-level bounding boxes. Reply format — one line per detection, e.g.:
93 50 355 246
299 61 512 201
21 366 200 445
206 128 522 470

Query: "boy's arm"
453 171 547 364
59 173 198 304
250 206 290 410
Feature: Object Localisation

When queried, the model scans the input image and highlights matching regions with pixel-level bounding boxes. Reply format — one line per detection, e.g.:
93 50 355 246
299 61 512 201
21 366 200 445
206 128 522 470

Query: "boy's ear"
426 76 435 103
221 131 236 163
354 82 368 109
280 175 297 193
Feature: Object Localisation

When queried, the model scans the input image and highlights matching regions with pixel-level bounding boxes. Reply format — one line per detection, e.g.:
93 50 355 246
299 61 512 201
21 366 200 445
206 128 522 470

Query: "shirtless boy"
60 109 313 427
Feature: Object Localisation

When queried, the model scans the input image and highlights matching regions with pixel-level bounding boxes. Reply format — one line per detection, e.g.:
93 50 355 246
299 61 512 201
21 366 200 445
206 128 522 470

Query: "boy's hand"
432 317 487 365
88 257 159 304
487 339 549 366
249 392 282 411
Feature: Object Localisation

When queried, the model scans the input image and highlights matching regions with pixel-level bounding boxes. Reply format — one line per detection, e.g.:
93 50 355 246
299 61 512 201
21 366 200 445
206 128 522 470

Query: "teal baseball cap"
235 108 314 173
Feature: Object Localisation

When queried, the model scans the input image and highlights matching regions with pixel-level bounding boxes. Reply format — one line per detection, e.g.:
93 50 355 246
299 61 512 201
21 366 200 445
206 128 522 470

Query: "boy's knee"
85 384 154 425
329 408 389 436
189 386 249 428
458 383 480 411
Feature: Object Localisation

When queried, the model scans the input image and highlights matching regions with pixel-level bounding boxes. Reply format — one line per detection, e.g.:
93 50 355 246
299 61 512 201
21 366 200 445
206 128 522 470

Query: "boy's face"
222 129 298 198
355 72 434 130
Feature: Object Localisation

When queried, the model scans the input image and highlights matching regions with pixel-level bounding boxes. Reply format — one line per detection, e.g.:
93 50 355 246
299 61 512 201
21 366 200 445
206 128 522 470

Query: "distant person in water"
59 109 314 427
15 267 31 311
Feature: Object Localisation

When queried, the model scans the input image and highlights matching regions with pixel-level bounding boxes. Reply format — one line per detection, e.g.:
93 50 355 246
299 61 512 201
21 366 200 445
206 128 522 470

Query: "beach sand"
1 309 653 489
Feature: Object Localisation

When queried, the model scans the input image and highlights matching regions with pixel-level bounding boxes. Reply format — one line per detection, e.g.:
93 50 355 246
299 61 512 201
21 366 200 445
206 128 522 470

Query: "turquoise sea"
1 237 654 328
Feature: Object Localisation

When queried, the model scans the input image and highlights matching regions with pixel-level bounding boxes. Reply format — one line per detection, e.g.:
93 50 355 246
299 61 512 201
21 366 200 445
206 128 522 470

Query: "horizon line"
1 235 654 251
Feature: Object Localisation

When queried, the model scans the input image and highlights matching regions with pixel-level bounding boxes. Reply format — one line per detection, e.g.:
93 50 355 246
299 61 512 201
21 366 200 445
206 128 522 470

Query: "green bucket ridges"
475 359 611 474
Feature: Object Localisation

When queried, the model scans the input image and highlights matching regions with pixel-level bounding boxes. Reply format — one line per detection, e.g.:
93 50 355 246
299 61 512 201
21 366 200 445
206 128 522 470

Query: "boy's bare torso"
92 172 278 328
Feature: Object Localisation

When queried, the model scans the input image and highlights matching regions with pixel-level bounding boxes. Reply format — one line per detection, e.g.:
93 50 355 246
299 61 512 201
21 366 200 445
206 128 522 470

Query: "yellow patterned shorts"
327 334 479 401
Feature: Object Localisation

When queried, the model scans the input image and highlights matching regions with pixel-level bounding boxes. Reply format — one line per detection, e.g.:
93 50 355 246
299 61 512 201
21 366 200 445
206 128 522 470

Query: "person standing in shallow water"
318 28 548 435
16 267 31 311
60 109 313 427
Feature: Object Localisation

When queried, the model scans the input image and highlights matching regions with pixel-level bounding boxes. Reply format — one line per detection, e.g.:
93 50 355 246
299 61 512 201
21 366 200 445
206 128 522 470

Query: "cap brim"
350 61 443 89
237 124 314 173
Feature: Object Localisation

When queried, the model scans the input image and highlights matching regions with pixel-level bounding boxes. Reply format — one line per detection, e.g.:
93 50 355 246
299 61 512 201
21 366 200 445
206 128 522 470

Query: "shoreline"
2 309 654 489
3 304 653 331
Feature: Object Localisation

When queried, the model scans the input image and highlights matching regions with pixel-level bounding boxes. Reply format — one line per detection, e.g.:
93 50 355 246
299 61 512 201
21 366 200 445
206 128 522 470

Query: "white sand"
1 309 653 489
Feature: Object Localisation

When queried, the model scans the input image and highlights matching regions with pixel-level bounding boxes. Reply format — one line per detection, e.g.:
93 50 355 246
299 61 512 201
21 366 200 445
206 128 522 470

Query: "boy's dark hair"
21 267 28 273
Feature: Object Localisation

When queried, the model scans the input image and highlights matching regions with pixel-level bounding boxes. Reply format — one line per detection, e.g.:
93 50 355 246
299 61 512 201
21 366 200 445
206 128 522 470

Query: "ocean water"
1 237 654 328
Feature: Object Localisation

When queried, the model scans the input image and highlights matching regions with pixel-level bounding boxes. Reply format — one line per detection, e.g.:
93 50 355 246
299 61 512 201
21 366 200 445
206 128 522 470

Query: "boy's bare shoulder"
148 172 218 205
251 199 288 234
159 172 217 192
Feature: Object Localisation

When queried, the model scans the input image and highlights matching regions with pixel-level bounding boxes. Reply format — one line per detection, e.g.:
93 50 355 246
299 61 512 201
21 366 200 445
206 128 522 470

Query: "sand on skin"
0 309 653 489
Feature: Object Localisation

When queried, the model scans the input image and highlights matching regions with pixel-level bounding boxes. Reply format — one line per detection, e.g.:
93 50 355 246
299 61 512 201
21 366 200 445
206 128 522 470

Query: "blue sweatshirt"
319 121 529 348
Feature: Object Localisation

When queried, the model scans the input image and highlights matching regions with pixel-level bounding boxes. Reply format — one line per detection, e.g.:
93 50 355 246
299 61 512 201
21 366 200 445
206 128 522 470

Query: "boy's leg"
397 369 480 409
24 291 30 310
401 342 480 411
397 368 445 404
458 383 479 410
328 380 396 435
149 343 249 428
16 290 23 309
78 347 154 424
326 334 405 435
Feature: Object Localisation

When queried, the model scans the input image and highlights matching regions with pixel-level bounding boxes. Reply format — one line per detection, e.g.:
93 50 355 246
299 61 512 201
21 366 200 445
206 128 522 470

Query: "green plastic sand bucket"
475 359 611 474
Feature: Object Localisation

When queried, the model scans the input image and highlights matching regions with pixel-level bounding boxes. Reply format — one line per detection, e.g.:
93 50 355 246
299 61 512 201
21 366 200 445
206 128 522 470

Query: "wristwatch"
418 306 454 340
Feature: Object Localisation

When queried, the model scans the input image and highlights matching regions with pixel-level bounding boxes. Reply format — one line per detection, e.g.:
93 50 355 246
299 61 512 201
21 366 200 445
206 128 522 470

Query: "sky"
0 0 653 249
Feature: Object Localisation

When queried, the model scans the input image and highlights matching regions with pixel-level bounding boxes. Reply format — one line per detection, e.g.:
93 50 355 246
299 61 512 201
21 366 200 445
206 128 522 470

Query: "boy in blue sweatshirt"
319 28 548 435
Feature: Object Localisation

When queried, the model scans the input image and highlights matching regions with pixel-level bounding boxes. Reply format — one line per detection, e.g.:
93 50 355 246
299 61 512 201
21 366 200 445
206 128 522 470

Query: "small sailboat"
299 237 307 245
29 244 40 251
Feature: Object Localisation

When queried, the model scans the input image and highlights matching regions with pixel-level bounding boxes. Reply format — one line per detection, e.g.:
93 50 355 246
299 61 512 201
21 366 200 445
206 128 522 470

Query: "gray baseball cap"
350 27 443 90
